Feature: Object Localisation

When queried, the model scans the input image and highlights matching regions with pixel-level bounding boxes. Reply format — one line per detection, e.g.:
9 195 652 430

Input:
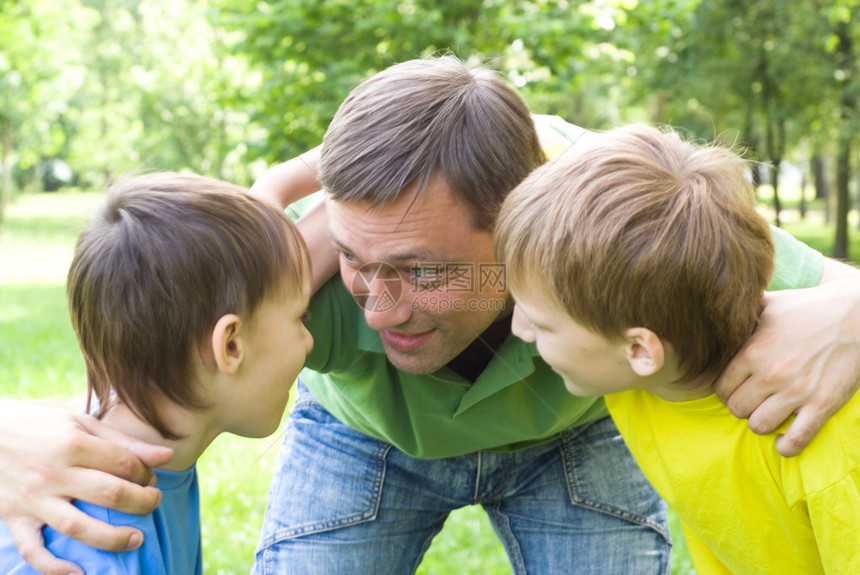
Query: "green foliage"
1 0 263 198
0 0 86 172
213 0 519 160
3 0 860 256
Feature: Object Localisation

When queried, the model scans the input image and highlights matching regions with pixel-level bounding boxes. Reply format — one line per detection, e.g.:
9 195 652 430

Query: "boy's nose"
511 304 535 342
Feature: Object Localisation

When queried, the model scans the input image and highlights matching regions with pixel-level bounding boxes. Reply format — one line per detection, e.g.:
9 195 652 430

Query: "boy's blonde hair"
496 124 774 387
67 172 311 439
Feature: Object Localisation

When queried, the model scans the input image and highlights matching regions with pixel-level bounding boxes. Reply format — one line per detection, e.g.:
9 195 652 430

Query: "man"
252 57 669 574
2 56 860 575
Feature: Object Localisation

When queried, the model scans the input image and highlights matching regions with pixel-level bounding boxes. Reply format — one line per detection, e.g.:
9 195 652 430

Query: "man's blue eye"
411 265 442 280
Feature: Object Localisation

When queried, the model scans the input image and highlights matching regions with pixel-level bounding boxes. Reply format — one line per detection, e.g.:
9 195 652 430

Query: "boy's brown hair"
319 55 546 231
67 172 310 439
496 124 774 387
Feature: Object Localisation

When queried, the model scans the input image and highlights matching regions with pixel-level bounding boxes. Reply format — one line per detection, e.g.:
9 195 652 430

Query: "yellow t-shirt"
606 390 860 574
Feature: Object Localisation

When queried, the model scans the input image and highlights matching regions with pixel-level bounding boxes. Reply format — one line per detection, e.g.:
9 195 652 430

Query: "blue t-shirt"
0 466 202 574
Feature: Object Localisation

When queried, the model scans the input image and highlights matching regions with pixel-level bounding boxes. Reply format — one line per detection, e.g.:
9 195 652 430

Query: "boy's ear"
210 314 244 375
623 327 665 377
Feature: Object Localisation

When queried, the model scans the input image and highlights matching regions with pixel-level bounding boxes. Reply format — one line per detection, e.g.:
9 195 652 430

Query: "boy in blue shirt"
0 172 313 573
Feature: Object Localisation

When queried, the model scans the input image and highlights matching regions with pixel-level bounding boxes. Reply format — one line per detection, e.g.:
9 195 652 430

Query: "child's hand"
0 399 172 574
716 273 860 457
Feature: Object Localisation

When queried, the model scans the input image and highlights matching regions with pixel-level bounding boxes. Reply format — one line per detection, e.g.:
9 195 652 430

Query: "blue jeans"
253 382 671 574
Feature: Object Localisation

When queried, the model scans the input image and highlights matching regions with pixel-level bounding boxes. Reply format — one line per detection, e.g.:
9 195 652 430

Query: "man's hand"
0 399 172 574
716 277 860 457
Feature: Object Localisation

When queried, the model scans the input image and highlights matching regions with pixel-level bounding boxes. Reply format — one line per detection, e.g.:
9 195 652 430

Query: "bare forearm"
297 200 339 293
250 146 322 209
820 256 860 282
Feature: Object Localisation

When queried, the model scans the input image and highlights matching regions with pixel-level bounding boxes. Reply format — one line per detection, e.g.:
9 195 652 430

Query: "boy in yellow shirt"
495 123 860 574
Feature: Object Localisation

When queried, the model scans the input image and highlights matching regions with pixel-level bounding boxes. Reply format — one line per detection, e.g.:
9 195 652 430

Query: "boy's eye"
300 310 312 323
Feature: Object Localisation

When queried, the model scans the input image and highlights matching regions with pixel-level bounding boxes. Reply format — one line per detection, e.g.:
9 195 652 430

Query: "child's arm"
716 259 860 457
250 145 322 209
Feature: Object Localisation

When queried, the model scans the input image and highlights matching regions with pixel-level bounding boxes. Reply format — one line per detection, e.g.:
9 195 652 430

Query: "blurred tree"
64 0 258 189
828 7 859 259
499 0 638 129
614 0 858 256
2 0 858 257
215 0 524 162
0 0 259 198
0 0 85 223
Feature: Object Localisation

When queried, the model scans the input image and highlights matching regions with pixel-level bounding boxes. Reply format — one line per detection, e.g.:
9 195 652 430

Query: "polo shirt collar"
355 317 542 414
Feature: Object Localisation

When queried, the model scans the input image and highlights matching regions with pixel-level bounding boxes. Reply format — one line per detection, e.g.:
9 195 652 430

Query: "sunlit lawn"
3 188 857 573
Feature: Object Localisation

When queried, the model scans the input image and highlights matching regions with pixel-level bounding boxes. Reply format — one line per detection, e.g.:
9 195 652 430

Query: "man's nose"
353 266 414 331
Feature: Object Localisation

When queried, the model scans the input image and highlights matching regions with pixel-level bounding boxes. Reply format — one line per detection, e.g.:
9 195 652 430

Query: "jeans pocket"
561 416 671 543
256 392 390 550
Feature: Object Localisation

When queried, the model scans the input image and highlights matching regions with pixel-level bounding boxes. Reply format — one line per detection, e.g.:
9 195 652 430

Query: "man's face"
326 173 509 374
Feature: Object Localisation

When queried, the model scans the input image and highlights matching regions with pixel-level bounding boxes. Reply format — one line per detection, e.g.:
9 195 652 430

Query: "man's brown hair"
319 55 546 230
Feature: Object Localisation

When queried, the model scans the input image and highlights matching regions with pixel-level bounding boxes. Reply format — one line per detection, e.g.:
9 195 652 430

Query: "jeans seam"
474 452 513 504
409 513 450 575
291 392 321 411
484 502 527 575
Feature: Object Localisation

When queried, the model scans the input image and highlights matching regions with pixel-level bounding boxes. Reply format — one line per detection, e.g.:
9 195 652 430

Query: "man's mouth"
380 329 435 353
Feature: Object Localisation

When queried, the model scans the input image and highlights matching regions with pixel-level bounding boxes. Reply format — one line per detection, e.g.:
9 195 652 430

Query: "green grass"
3 189 855 573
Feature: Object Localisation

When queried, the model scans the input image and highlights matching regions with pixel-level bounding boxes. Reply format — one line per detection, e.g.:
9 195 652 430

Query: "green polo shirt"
768 226 826 291
301 276 609 458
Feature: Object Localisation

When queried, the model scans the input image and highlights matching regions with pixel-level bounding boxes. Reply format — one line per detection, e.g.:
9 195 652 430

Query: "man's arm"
715 258 860 457
250 146 321 209
0 399 172 575
297 199 339 293
250 146 339 292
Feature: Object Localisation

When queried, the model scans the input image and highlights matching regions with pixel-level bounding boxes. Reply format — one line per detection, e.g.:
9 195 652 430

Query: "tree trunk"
812 155 828 200
0 130 12 232
855 167 860 230
833 20 855 260
834 135 851 259
812 155 831 224
771 160 782 228
765 119 785 228
799 161 807 220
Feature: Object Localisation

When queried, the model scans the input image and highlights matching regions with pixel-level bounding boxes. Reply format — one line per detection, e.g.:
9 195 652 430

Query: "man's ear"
623 327 665 377
211 314 243 374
